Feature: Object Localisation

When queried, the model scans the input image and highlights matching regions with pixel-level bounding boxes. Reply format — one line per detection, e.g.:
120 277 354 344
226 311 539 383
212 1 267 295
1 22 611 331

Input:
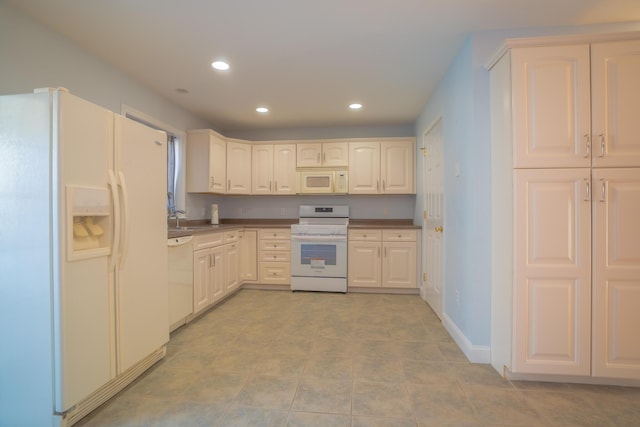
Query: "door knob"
435 226 443 233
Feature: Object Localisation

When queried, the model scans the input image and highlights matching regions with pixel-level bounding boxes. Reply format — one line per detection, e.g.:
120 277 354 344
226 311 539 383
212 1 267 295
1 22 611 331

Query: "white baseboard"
442 313 491 364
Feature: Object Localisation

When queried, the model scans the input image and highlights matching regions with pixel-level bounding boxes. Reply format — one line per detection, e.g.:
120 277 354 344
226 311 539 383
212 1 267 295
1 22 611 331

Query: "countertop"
167 218 420 238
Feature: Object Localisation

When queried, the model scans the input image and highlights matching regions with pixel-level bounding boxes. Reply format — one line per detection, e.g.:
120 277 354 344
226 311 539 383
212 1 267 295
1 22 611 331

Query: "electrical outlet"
383 207 389 216
280 208 286 216
422 272 427 282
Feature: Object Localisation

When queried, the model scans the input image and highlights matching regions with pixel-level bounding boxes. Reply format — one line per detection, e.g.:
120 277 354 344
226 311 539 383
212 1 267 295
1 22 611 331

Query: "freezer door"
55 91 114 411
113 115 169 373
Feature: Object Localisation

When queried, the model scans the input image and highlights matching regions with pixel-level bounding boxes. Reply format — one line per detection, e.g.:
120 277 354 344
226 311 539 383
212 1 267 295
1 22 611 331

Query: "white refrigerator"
0 89 169 426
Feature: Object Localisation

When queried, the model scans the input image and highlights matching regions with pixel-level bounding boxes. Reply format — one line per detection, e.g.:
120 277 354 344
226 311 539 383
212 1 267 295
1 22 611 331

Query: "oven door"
291 235 347 278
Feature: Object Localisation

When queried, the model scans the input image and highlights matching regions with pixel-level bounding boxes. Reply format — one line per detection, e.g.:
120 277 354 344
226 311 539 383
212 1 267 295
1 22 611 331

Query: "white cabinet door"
226 141 252 194
224 243 239 293
511 45 591 168
382 241 417 288
592 168 640 379
186 130 226 193
210 246 224 304
322 142 349 167
513 168 592 375
348 241 381 287
591 40 640 168
381 141 415 194
193 249 211 314
349 142 380 194
239 230 258 282
252 144 274 195
273 144 297 194
297 143 322 167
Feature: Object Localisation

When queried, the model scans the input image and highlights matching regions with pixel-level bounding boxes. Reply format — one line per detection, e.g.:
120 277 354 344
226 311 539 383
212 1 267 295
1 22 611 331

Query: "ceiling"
9 0 640 131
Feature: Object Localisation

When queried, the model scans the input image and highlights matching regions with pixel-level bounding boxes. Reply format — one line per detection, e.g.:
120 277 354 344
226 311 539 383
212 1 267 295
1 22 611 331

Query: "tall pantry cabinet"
489 34 640 382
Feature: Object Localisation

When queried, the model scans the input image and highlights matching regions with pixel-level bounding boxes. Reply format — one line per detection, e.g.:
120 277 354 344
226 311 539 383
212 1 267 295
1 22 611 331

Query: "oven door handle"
291 235 347 242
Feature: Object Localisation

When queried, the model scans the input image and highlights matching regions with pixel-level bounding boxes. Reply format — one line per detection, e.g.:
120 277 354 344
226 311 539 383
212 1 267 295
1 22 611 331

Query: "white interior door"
422 118 444 318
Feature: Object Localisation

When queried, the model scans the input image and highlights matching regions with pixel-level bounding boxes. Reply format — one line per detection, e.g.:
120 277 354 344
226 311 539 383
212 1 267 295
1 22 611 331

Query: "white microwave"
298 169 348 194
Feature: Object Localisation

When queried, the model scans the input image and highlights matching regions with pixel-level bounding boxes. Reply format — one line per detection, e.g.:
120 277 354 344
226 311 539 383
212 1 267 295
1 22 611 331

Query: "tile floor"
77 289 640 427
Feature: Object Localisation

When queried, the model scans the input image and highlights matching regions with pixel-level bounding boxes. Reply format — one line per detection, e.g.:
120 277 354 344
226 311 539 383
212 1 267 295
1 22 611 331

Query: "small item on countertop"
211 204 219 225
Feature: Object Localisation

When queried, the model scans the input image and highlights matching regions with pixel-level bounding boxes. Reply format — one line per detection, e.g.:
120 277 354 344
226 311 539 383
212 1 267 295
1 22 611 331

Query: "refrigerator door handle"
117 171 130 267
108 170 121 272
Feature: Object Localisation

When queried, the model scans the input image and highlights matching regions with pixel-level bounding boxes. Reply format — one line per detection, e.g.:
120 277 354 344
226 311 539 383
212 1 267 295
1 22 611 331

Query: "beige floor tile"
219 404 288 427
253 354 307 378
402 360 457 385
286 411 351 427
524 390 625 427
353 356 406 382
73 290 634 427
303 355 353 380
291 378 352 414
186 370 248 404
455 362 514 389
407 382 477 425
236 374 299 409
352 380 414 418
352 415 418 427
464 385 541 425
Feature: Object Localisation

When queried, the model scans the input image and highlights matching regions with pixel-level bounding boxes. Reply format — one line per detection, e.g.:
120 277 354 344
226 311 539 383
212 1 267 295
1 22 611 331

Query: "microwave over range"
298 169 348 194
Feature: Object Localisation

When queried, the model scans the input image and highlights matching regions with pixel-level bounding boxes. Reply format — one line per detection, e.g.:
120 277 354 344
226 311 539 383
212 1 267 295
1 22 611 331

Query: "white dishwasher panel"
168 236 194 331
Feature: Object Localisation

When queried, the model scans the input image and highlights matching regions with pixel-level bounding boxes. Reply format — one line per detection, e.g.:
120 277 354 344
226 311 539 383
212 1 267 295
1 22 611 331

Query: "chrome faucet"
168 209 186 228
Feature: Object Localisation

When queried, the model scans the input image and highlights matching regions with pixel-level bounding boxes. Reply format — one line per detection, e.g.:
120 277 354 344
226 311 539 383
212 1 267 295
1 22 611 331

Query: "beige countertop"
167 218 420 238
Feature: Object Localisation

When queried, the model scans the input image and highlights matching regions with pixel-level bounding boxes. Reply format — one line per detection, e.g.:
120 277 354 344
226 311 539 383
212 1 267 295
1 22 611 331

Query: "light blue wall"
414 37 491 346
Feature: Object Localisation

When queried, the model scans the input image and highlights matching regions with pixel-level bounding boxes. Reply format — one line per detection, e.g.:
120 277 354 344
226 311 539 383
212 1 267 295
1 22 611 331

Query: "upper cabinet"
252 144 297 195
297 141 348 167
226 139 252 194
187 132 415 195
591 40 640 167
349 139 415 194
512 40 640 168
186 129 226 193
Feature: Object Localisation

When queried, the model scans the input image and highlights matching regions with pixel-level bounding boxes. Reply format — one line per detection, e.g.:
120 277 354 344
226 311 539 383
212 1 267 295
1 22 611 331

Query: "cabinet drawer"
260 251 291 262
348 229 382 241
259 229 291 240
259 239 291 251
224 230 240 243
382 229 417 242
259 262 291 284
193 232 224 250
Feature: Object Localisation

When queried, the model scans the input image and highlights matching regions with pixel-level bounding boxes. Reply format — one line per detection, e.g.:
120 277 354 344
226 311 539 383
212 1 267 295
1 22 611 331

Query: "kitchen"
2 1 640 426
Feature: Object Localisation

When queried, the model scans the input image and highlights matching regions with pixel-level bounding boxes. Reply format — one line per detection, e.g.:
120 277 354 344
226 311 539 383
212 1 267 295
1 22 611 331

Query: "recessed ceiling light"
211 60 230 71
349 103 363 110
256 107 269 113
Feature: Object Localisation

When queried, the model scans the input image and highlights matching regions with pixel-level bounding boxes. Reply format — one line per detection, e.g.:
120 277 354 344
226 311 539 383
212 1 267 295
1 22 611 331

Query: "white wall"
414 22 640 361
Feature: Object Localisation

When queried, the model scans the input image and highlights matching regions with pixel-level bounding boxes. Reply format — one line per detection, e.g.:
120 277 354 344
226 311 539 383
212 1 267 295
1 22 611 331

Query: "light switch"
454 161 460 177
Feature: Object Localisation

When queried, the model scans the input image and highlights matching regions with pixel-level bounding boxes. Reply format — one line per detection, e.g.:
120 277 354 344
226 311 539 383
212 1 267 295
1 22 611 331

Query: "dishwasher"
168 236 193 331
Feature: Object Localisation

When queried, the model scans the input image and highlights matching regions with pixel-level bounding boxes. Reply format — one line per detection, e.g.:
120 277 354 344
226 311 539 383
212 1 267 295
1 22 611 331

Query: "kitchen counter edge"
168 219 420 238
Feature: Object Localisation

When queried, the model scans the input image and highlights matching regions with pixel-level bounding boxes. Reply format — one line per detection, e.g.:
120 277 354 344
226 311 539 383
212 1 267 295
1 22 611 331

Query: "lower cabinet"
239 229 258 282
348 229 417 289
191 230 242 316
258 228 291 284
